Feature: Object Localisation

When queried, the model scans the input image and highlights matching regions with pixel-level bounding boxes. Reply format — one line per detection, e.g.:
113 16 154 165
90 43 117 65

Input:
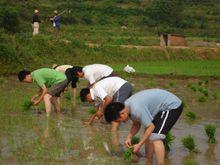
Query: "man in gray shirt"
104 89 183 165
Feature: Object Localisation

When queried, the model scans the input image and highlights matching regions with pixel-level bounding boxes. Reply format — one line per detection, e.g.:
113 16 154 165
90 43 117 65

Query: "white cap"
34 9 39 13
54 10 58 14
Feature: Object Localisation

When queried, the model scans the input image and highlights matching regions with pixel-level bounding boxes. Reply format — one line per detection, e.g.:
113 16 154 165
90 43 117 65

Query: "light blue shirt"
124 89 182 127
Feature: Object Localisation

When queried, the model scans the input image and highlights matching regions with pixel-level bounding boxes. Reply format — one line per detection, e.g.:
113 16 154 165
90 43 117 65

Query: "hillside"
0 0 220 75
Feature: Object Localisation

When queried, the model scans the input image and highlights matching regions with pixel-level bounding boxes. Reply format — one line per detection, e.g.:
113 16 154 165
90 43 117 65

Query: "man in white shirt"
72 64 114 86
80 76 132 131
52 64 77 105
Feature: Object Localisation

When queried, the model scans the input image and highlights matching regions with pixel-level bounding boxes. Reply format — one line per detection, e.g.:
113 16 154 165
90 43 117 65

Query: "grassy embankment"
1 0 220 77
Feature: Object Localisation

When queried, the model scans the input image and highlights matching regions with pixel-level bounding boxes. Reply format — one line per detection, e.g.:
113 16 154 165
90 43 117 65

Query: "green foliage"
186 111 196 120
124 136 140 163
168 82 175 88
163 132 175 151
131 136 140 145
88 107 96 114
65 92 72 101
0 6 20 32
147 0 184 28
124 148 132 162
198 96 207 102
205 124 217 144
22 100 34 112
182 135 197 152
187 84 197 92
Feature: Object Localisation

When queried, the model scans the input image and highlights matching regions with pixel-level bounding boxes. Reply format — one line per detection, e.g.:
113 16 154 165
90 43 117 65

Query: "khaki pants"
32 22 39 36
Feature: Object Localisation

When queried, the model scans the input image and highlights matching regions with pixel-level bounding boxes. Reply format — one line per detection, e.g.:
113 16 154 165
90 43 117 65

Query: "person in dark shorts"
18 68 68 116
80 76 132 131
52 64 77 105
104 89 183 164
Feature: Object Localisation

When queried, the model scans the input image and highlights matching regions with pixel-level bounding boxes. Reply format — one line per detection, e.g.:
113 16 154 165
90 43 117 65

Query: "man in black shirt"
32 9 41 36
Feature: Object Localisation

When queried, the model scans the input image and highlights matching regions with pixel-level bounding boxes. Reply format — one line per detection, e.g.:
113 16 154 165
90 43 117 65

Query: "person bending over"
104 89 183 165
18 68 68 116
80 76 132 131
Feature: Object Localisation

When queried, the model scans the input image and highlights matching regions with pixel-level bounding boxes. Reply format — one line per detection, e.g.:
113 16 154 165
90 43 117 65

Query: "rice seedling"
205 124 217 144
22 100 34 112
187 84 197 92
168 82 175 88
186 111 196 120
88 107 96 114
198 96 207 102
124 136 140 163
182 135 197 152
124 148 132 162
65 92 72 100
198 87 208 96
212 92 219 100
163 132 175 151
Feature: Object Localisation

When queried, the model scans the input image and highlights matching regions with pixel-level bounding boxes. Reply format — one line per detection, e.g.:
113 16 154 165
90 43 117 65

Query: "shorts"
150 104 183 141
47 79 68 97
112 82 132 103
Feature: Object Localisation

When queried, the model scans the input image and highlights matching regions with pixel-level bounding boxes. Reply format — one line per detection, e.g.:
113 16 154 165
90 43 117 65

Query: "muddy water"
0 76 219 164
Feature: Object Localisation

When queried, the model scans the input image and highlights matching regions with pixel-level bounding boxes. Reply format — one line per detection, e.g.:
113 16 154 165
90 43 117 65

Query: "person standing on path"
50 10 61 36
32 9 41 36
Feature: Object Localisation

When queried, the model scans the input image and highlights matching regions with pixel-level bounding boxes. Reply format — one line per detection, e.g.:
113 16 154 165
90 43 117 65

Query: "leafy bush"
0 6 20 32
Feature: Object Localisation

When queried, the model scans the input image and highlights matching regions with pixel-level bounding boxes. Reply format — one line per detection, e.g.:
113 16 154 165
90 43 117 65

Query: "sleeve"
71 77 79 88
34 76 45 87
140 107 153 127
94 86 108 101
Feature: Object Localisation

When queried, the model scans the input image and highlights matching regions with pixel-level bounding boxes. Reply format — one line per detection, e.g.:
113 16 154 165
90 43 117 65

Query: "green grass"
112 60 220 77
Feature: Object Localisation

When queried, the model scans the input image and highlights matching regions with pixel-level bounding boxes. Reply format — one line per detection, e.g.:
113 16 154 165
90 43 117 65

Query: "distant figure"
32 9 41 36
50 10 61 36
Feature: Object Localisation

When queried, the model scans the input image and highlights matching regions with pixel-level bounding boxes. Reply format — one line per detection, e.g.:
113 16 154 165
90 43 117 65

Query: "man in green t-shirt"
18 68 68 116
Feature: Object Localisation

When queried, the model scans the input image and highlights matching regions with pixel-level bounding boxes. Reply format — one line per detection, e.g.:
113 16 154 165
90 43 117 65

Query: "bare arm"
88 106 100 125
125 120 141 147
72 88 76 106
132 123 155 153
33 84 47 105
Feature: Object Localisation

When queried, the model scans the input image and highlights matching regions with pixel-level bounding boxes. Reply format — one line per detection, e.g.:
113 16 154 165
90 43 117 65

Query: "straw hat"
34 9 39 13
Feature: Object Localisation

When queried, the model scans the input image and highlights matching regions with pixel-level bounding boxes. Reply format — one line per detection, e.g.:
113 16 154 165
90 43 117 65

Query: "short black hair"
72 66 83 76
18 70 30 82
104 102 125 123
80 88 90 102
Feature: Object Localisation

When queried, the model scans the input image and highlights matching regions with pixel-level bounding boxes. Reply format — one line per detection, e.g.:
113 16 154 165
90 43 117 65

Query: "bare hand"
125 137 132 147
33 100 40 106
132 143 142 153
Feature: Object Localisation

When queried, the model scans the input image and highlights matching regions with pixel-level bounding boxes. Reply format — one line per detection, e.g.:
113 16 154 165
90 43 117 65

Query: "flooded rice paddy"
0 76 220 164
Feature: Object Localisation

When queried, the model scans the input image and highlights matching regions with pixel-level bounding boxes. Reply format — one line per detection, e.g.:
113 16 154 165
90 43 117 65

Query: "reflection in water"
182 152 198 165
205 143 216 164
